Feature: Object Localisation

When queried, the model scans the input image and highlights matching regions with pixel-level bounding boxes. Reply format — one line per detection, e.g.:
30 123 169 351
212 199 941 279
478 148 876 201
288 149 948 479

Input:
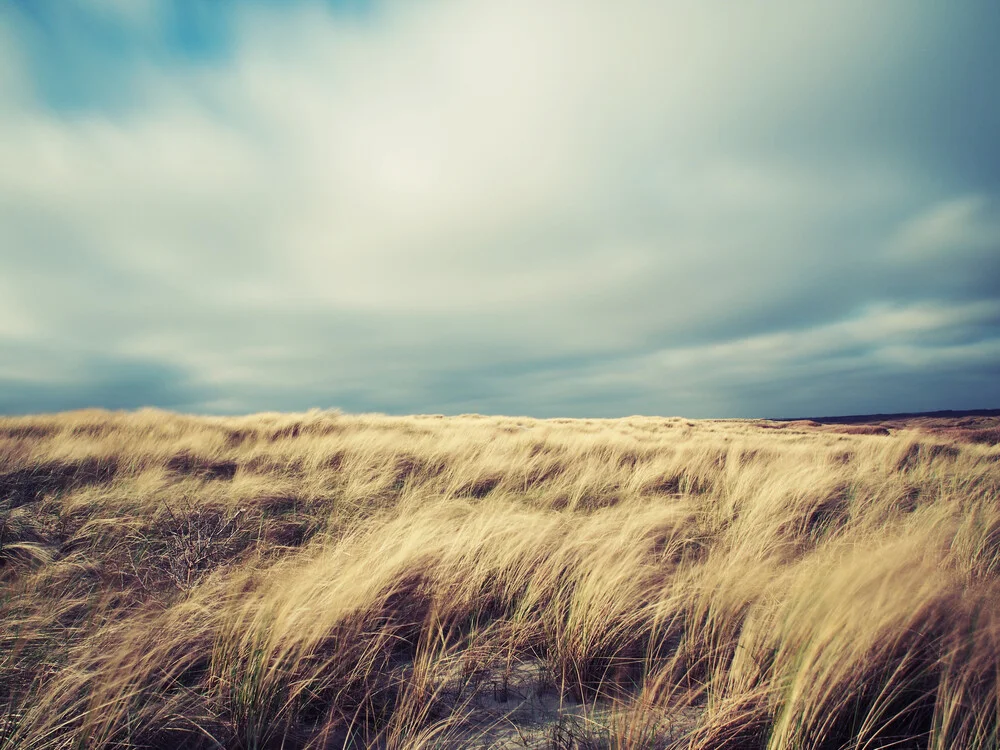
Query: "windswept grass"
1 408 998 748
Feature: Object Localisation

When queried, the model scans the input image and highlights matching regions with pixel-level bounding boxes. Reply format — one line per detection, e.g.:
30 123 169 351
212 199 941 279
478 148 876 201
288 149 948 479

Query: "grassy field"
1 409 999 749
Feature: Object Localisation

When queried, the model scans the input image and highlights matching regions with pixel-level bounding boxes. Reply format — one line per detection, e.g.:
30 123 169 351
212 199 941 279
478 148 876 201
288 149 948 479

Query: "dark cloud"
0 348 214 415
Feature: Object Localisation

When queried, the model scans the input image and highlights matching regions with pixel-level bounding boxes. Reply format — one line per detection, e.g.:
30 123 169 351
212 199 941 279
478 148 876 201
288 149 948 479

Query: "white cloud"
655 300 1000 368
0 0 997 415
575 300 1000 409
0 0 917 309
0 282 39 341
890 195 1000 259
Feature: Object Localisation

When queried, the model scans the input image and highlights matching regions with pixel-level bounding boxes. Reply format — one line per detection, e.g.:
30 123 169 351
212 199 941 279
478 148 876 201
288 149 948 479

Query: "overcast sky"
1 0 999 418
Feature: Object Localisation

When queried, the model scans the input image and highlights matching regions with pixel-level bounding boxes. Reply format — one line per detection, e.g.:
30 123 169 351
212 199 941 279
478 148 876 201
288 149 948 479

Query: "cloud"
891 195 1000 261
0 343 212 414
0 0 998 416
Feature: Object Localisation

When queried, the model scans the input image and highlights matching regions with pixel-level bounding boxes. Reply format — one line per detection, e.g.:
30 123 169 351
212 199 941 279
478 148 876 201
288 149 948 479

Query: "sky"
1 0 999 419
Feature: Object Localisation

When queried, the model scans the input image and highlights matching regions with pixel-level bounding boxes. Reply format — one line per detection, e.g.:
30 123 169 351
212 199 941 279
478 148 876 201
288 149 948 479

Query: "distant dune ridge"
1 408 999 748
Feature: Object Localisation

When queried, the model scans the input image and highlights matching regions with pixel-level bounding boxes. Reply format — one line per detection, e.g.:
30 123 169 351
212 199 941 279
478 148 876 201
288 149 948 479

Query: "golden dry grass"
1 408 999 749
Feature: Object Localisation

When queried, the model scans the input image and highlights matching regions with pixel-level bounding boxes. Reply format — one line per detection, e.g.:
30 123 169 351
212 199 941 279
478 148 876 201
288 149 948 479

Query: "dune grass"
0 408 998 748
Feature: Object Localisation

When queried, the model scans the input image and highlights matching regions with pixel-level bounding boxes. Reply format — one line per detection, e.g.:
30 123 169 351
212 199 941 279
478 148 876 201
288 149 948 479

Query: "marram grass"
0 408 998 748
